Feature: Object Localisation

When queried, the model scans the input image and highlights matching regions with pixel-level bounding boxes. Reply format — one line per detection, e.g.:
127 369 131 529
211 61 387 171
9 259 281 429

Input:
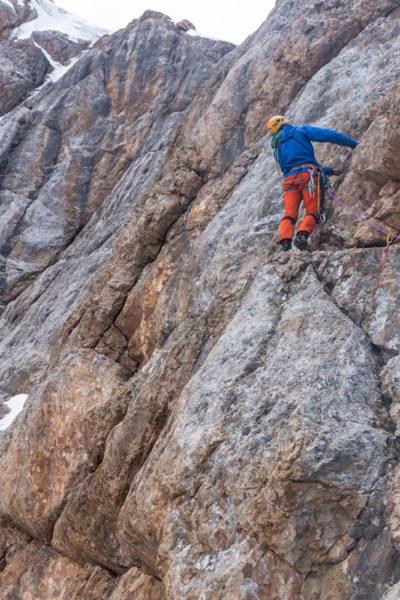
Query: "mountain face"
0 0 107 115
0 1 400 599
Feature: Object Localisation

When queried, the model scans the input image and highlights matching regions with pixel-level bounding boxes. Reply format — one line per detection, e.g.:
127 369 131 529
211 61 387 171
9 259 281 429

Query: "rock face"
0 1 400 599
31 30 90 65
0 0 108 117
0 0 36 41
0 38 50 115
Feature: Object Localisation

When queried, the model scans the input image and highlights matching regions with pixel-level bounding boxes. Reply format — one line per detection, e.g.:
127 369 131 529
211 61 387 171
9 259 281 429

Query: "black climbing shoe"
281 239 292 252
293 233 311 252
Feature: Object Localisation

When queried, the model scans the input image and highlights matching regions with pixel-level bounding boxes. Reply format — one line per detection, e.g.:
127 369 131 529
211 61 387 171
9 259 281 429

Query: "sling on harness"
307 165 331 224
317 168 331 223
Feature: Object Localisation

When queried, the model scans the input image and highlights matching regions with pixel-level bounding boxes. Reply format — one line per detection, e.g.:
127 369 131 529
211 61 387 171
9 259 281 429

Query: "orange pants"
280 171 320 242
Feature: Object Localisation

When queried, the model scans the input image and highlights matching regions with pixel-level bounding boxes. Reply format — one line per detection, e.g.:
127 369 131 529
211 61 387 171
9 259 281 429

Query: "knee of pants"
283 191 301 220
303 183 320 214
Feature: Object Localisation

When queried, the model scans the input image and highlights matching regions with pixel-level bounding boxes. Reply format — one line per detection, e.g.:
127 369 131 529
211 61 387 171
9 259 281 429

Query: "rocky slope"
0 0 107 115
0 1 400 599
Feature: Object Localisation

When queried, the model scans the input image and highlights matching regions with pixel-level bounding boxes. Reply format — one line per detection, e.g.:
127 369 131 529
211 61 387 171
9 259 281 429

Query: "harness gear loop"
305 166 328 238
318 168 331 224
317 170 321 213
306 167 328 224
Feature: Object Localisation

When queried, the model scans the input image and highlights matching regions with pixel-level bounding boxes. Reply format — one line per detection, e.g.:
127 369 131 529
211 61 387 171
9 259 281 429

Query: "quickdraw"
318 168 331 223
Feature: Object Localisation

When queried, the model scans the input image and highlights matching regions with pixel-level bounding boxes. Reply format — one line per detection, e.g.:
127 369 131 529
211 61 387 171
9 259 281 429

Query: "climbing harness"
326 190 400 328
358 234 395 327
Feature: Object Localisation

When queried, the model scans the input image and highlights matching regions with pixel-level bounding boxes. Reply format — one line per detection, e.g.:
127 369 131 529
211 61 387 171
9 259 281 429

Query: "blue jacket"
274 124 358 178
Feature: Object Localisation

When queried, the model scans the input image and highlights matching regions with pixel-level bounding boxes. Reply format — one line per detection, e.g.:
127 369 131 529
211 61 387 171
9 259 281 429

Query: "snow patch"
47 52 83 82
0 394 28 431
187 28 219 41
13 0 109 44
32 39 84 84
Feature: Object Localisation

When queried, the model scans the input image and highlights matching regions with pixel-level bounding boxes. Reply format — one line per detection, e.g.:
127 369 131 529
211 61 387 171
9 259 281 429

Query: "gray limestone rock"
31 30 90 65
0 38 50 116
0 1 399 599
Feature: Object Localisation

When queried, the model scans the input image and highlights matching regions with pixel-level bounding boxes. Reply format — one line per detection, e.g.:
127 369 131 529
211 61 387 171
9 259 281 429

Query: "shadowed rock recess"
0 0 400 598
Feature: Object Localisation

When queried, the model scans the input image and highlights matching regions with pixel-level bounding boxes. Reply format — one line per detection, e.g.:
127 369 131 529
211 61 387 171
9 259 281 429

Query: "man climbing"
267 116 358 251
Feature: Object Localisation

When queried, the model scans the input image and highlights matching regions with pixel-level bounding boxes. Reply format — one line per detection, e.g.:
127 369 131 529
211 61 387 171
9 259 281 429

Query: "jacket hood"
281 124 296 141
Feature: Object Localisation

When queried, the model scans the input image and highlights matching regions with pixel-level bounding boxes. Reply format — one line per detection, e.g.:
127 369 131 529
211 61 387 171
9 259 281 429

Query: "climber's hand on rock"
333 168 343 176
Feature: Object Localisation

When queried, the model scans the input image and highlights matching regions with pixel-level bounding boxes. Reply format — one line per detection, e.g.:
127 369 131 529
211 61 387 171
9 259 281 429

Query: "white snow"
187 28 219 42
47 51 82 82
0 0 105 115
32 38 84 84
11 0 108 89
0 394 28 431
13 0 109 44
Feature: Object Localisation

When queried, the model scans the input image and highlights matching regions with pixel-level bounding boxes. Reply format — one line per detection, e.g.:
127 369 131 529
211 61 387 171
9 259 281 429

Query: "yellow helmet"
267 115 289 136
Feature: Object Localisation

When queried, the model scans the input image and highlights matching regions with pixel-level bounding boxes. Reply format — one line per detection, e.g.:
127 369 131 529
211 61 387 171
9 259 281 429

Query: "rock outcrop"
0 0 36 41
0 37 50 115
31 30 90 65
0 0 108 117
0 1 400 599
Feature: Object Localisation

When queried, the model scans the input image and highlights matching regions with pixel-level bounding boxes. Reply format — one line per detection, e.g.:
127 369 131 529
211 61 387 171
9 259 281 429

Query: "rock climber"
267 116 358 251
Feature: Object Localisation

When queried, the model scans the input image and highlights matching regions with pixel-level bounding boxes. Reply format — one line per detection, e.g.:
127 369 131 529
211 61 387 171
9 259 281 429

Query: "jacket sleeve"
302 126 358 148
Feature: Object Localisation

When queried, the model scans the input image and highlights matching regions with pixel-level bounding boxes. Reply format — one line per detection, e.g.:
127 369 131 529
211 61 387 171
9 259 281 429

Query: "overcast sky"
54 0 276 44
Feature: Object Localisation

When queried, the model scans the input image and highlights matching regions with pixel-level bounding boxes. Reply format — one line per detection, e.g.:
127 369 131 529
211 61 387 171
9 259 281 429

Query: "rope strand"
324 190 398 327
358 240 392 327
327 191 400 240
